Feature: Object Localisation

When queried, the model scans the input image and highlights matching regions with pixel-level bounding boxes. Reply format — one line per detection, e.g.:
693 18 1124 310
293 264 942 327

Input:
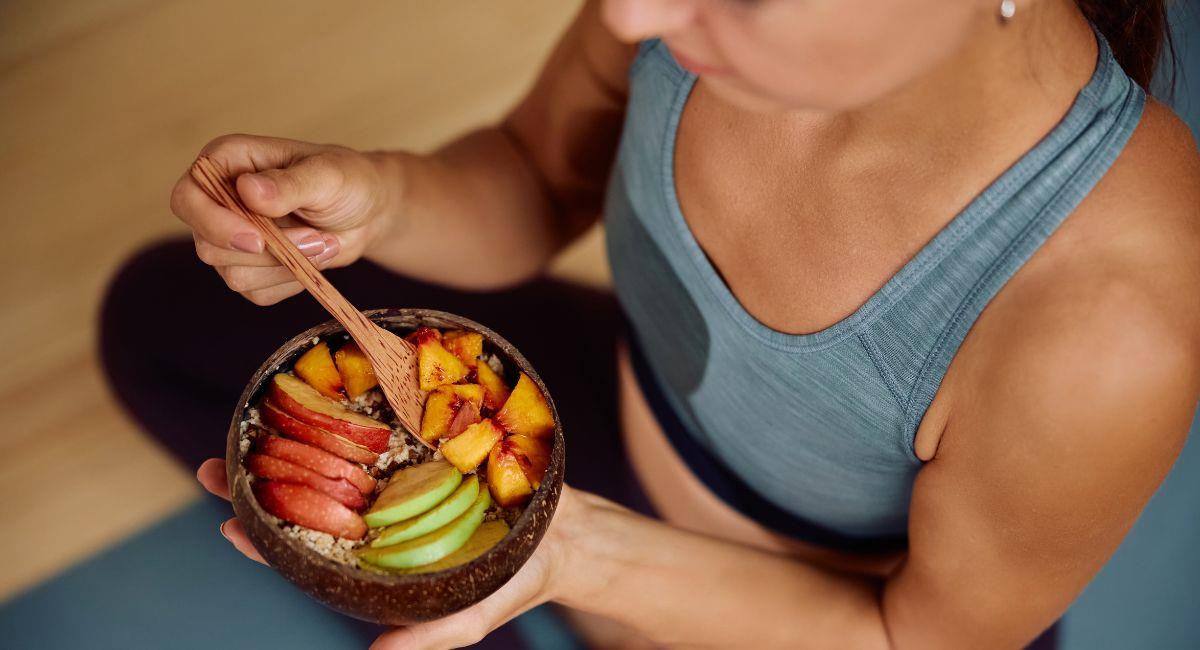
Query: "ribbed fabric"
605 33 1145 542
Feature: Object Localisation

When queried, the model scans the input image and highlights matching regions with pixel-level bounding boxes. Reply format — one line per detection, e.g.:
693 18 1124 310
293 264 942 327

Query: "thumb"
236 155 341 219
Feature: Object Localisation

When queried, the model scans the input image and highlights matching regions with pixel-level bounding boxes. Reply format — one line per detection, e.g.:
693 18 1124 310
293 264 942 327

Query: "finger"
197 458 231 501
200 133 323 174
220 518 268 565
242 281 305 306
237 153 345 219
215 245 339 294
172 173 268 254
194 229 339 268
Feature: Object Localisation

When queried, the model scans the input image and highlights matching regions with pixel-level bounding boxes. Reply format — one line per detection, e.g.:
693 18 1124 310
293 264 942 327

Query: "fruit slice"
397 520 509 574
406 327 441 344
293 342 345 399
260 401 379 465
357 488 491 569
364 460 462 528
257 435 375 495
439 419 504 473
269 373 391 452
442 330 483 367
334 342 379 399
419 384 485 443
371 475 481 548
244 454 365 510
507 434 551 489
447 400 482 439
495 373 554 439
415 329 470 391
255 480 367 540
487 439 533 508
474 361 511 412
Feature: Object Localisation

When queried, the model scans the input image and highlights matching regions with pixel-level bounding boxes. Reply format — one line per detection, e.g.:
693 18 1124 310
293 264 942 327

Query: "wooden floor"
0 0 601 602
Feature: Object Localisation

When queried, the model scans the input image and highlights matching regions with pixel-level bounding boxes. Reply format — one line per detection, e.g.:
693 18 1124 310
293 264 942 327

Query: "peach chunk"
334 342 379 399
440 418 504 474
254 480 367 540
294 342 344 400
495 373 554 439
419 384 485 443
506 434 551 489
415 329 470 391
442 330 483 367
474 361 511 412
487 439 533 508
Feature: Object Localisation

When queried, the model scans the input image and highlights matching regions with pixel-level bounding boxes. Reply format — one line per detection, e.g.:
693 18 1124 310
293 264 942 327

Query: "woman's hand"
170 134 398 305
196 458 580 650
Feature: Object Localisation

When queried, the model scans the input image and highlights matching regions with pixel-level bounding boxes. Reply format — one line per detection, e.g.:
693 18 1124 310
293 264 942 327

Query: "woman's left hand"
196 458 578 650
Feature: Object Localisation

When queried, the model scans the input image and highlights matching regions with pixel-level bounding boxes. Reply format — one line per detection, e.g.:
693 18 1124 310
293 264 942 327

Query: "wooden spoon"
189 155 429 446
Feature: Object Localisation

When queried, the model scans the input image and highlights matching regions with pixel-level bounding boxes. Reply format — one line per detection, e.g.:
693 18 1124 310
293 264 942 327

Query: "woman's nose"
602 0 699 43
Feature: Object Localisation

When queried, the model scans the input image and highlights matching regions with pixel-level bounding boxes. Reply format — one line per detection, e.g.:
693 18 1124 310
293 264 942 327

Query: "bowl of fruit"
225 308 563 625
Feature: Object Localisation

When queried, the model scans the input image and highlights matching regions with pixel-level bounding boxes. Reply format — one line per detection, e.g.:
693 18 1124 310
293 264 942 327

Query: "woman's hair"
1075 0 1176 91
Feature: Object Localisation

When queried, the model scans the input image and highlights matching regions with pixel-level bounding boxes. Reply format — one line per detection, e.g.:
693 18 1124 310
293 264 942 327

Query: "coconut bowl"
225 308 564 625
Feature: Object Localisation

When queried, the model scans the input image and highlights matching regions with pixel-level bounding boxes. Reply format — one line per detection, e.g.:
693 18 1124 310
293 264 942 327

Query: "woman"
102 0 1200 647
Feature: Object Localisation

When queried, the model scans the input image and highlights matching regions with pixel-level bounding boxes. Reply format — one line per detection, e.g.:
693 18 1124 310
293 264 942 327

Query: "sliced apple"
333 341 379 399
244 454 365 510
293 342 345 400
372 475 481 548
440 418 504 474
415 329 470 391
487 439 533 508
474 361 510 412
254 480 367 540
397 520 509 574
268 373 391 452
257 435 375 495
260 401 379 466
495 373 554 439
506 434 551 489
357 488 491 569
364 460 463 528
419 384 485 443
442 330 483 367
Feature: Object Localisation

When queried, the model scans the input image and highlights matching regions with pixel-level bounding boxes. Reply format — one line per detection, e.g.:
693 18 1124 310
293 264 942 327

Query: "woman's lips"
669 49 729 76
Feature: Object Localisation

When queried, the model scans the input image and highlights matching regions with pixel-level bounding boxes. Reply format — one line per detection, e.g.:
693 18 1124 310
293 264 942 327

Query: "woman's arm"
363 0 634 289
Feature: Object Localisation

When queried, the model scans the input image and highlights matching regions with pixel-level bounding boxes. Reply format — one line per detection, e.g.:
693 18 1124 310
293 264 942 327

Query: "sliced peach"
442 330 483 367
447 400 482 439
254 480 367 540
506 434 551 489
495 373 554 439
334 341 379 399
406 327 441 344
487 439 533 508
440 418 504 473
257 435 375 495
260 401 379 465
268 373 391 452
293 342 345 400
419 384 485 444
244 454 365 510
474 361 511 412
416 331 470 391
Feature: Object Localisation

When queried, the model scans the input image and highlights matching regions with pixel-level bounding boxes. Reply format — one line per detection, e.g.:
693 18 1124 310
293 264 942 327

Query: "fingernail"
243 173 277 200
296 233 327 256
314 235 340 264
219 521 231 541
230 232 263 253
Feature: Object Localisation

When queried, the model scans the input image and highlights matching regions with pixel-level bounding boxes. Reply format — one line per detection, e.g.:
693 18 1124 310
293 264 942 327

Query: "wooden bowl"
225 308 564 625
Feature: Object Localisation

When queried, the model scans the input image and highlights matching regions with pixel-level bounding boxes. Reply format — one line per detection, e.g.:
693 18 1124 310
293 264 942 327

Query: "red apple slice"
254 480 367 540
244 454 365 510
257 435 376 495
260 401 379 465
268 373 391 452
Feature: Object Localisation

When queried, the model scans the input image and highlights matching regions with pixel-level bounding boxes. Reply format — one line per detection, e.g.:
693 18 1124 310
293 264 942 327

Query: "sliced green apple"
363 460 462 528
371 475 480 548
397 520 510 574
357 488 491 569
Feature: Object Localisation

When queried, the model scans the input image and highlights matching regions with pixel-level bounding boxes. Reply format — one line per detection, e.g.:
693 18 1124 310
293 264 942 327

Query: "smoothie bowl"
225 309 564 625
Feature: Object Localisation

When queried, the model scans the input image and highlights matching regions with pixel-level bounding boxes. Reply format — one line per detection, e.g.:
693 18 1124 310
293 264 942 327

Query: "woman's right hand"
170 134 397 305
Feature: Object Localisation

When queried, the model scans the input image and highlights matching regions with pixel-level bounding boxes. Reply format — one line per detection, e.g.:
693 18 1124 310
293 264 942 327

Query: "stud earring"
999 0 1016 22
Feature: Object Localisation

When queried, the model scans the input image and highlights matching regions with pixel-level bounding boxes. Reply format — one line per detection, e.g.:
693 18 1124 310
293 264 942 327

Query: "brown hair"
1075 0 1176 91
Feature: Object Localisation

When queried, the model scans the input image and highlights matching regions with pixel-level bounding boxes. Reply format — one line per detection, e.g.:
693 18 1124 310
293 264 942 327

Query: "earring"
999 0 1016 22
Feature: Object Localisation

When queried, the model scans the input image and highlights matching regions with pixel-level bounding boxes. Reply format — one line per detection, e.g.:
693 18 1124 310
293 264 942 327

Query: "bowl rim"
225 307 564 586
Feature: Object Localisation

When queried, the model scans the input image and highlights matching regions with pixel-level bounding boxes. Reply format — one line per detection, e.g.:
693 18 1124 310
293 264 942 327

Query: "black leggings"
99 238 1056 649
